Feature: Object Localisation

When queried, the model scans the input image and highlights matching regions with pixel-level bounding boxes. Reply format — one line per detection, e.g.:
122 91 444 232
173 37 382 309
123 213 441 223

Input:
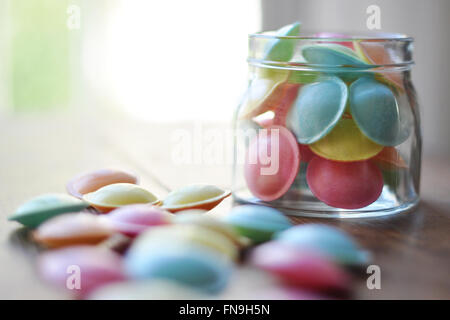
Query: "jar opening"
248 31 414 71
249 31 413 42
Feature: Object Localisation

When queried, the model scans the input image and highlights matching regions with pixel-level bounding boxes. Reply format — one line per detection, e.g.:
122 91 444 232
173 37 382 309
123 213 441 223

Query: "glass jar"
232 31 421 218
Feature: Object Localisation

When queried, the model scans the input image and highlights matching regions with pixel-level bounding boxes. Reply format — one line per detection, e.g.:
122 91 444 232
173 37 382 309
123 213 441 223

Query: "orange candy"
66 169 138 199
242 82 300 122
372 147 407 170
33 213 114 248
354 41 404 90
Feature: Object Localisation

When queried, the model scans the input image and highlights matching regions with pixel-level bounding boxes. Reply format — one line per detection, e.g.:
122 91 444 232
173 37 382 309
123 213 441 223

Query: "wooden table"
1 111 449 299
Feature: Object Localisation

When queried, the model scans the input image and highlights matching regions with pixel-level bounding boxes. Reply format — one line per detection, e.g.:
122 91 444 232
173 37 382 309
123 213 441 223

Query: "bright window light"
84 0 261 122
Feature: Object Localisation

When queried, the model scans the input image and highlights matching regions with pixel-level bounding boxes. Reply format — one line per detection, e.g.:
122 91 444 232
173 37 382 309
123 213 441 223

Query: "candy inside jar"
232 23 421 218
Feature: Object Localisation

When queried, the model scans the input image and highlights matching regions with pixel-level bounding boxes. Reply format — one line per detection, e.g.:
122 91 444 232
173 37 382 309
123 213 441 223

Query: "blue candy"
275 224 370 266
301 43 371 81
125 241 232 293
302 43 367 67
350 77 411 146
287 76 347 144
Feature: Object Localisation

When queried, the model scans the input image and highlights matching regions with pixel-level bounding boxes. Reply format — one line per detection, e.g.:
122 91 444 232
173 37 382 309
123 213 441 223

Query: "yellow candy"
174 212 249 248
161 184 230 213
83 183 160 213
310 118 383 162
136 225 239 261
240 78 281 120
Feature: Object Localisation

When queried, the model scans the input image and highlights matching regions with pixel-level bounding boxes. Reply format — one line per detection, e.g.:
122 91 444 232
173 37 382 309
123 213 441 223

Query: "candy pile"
8 168 370 299
241 22 413 210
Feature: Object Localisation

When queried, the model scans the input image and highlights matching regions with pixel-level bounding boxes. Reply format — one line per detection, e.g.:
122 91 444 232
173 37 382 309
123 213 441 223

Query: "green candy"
224 205 292 243
287 70 318 84
265 22 301 62
8 194 89 228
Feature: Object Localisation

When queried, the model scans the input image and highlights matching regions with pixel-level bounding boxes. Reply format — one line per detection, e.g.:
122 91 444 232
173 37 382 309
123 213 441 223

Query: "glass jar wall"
232 27 421 218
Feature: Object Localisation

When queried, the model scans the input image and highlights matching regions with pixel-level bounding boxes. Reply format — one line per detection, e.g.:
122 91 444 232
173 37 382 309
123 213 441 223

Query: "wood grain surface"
0 111 449 299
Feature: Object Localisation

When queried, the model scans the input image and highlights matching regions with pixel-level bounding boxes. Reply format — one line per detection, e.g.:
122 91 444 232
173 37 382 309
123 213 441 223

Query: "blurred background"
0 0 449 157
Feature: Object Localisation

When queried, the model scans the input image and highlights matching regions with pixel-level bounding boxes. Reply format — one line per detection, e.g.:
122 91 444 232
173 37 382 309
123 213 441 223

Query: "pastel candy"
174 212 247 247
8 194 89 228
240 78 280 119
309 118 383 161
287 76 347 144
241 81 299 124
354 40 404 90
350 77 411 146
254 22 301 81
161 184 230 213
306 157 383 210
265 22 301 62
33 213 115 248
105 205 172 237
224 205 292 243
66 169 138 199
38 246 125 297
372 147 407 170
301 44 369 81
271 83 301 126
244 125 300 201
83 183 160 213
276 224 370 266
125 241 232 293
250 242 350 292
132 225 239 261
302 43 367 67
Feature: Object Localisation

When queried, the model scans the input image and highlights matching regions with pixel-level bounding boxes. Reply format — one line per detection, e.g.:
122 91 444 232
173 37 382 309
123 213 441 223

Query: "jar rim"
249 31 413 43
248 31 414 70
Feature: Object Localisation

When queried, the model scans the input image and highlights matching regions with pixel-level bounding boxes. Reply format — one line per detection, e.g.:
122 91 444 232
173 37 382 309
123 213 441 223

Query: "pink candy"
250 242 350 292
306 157 383 209
38 246 126 297
105 204 172 237
245 125 300 201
